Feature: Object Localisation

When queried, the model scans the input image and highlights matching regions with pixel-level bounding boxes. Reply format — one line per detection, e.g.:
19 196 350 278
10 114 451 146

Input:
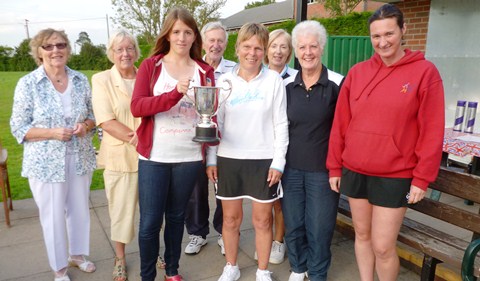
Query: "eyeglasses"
41 43 68 51
113 46 135 54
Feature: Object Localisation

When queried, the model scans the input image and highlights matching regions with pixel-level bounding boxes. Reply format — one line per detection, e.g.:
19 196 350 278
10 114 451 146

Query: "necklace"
55 78 65 86
48 70 67 86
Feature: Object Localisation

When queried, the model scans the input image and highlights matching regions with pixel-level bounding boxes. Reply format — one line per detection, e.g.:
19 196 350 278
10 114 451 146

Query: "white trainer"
218 235 225 255
256 269 273 281
288 271 306 281
254 241 286 264
218 262 240 281
269 240 286 264
184 235 207 255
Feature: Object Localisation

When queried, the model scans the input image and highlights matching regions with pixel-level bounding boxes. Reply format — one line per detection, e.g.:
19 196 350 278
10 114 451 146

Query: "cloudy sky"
0 0 256 49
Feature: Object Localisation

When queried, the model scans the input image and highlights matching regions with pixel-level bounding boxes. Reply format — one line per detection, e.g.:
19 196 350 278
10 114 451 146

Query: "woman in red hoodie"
130 7 214 281
327 4 444 281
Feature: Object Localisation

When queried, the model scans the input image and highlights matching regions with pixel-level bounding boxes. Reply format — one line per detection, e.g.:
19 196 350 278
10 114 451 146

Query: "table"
443 128 480 176
432 128 480 203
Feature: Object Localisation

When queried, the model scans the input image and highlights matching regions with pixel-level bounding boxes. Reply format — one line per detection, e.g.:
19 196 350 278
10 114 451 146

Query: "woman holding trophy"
206 23 289 281
130 7 215 281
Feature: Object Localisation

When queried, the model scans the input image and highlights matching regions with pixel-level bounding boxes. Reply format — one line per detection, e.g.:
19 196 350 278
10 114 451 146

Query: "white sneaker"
288 271 306 281
218 262 240 281
254 241 286 264
269 241 285 264
256 269 273 281
184 235 207 254
218 235 225 255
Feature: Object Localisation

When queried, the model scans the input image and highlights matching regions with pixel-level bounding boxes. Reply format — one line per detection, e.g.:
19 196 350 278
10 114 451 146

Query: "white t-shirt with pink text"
144 64 202 163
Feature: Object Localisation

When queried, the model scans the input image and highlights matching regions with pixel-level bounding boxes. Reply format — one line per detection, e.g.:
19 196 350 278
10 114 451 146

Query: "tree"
317 0 362 16
9 39 36 71
162 0 226 29
111 0 162 45
0 46 14 71
245 0 275 9
69 43 111 70
111 0 226 45
75 31 93 47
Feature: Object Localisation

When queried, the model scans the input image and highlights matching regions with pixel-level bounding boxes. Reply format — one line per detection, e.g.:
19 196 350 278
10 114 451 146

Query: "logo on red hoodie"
400 82 410 94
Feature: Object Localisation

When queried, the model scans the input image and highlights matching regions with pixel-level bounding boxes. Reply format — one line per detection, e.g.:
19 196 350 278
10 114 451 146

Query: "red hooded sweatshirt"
326 49 445 190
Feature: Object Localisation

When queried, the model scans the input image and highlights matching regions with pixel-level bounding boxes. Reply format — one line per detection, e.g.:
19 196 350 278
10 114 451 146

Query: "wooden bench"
335 166 480 281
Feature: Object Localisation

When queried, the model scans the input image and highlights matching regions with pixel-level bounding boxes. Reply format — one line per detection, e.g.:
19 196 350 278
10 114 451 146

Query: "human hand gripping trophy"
184 79 232 142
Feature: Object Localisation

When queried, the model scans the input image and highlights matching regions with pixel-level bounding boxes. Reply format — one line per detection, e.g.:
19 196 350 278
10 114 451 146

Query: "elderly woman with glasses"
10 28 96 281
92 29 141 281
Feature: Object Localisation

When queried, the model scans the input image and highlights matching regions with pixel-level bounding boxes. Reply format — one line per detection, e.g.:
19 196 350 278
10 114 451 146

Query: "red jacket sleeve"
131 58 183 117
411 67 445 190
327 74 352 178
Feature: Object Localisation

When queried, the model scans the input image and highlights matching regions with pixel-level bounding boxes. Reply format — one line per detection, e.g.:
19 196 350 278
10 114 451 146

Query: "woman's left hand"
73 123 88 137
128 131 138 146
407 185 426 204
267 169 282 187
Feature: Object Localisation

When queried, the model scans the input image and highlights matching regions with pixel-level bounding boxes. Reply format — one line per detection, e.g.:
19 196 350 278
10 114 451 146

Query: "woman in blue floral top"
10 28 97 281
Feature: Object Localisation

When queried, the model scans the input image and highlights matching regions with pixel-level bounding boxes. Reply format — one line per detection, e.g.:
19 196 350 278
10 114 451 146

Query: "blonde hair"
106 29 141 63
265 29 293 65
235 23 269 55
29 28 72 66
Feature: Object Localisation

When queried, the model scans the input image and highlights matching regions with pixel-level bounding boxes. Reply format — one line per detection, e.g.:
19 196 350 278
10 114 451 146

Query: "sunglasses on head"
41 43 68 51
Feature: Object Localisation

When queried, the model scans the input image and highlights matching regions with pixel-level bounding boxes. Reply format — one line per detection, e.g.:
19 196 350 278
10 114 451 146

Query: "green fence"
323 36 374 76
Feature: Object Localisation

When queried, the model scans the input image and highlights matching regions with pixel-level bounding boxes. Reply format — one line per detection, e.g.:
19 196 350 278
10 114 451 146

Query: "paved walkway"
0 188 424 281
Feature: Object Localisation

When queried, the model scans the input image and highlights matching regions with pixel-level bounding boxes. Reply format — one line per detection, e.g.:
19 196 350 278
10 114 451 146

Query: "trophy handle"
213 79 233 116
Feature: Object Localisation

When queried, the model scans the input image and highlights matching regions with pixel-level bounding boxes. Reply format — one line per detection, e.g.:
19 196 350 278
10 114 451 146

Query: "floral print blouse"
10 66 96 182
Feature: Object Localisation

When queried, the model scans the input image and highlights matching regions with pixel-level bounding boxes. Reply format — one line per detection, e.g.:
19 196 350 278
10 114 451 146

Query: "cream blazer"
92 66 140 172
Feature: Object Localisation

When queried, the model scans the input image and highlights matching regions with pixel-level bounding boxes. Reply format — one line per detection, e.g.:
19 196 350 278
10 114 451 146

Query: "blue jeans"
282 168 339 281
138 160 201 280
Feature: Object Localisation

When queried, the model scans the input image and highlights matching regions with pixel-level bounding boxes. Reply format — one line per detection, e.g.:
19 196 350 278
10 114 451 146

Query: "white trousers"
29 154 92 271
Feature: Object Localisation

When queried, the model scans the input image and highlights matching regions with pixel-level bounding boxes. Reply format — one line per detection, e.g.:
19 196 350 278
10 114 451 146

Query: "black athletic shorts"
340 168 411 208
216 156 281 203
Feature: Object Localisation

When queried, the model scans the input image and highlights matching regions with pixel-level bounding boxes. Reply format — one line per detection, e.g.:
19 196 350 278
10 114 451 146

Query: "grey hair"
106 29 140 63
200 21 229 43
291 20 327 51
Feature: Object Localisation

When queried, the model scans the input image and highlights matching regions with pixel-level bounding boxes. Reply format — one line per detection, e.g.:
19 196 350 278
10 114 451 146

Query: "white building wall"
426 0 480 132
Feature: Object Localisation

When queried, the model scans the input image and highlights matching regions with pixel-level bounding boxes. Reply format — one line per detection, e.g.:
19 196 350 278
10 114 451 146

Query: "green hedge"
134 12 372 64
222 11 373 62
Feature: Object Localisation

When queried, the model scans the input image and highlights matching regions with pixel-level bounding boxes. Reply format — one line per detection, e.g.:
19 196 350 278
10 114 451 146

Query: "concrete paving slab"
0 189 424 281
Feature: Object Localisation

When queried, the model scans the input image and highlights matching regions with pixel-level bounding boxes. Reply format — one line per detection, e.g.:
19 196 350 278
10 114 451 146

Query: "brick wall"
304 1 384 19
294 0 432 53
395 0 431 53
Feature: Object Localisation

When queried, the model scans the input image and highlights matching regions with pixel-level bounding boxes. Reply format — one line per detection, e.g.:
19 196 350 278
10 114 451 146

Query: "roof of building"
221 0 294 30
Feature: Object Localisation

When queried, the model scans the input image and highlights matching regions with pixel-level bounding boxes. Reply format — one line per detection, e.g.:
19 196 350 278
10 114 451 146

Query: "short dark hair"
368 4 405 30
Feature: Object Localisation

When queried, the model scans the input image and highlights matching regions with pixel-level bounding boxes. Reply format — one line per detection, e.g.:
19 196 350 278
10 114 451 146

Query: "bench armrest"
462 238 480 280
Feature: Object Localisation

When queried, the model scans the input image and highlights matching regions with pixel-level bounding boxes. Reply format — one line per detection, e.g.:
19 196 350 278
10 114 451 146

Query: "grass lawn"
0 70 104 200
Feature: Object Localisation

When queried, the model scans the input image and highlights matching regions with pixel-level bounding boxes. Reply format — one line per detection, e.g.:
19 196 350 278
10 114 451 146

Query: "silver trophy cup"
186 79 232 142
